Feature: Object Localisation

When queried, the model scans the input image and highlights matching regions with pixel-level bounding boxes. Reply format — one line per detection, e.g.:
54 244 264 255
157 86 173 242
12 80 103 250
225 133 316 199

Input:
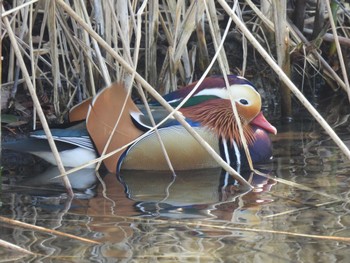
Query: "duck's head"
164 75 277 145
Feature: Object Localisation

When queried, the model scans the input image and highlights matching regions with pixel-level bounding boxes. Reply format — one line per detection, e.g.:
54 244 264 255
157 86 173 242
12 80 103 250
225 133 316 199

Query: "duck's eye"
239 99 249 105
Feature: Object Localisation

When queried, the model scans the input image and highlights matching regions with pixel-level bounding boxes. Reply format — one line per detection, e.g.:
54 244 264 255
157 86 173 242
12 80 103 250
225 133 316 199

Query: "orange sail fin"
86 83 143 173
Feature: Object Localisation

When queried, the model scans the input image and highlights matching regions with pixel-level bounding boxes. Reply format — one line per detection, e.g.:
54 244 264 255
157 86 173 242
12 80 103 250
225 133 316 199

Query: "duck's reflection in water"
117 167 276 221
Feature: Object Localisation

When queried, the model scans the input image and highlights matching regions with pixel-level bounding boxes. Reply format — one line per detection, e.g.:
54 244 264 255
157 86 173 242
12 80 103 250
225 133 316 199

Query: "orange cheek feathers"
235 102 261 124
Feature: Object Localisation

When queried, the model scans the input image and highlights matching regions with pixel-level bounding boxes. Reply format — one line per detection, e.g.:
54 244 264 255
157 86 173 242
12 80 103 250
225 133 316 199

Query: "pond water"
1 98 350 262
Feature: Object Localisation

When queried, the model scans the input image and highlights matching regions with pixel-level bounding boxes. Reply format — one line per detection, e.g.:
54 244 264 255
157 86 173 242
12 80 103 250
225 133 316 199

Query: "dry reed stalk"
146 0 158 88
6 16 15 83
9 0 29 100
1 0 39 17
103 1 112 64
157 1 203 90
48 0 61 115
272 0 292 118
2 3 73 196
236 2 248 76
0 238 35 255
117 0 131 68
157 5 174 93
173 1 205 74
0 215 100 244
33 0 49 93
71 0 95 97
92 0 104 37
325 0 350 100
206 0 230 74
81 0 111 86
166 2 183 90
28 0 37 129
195 16 209 74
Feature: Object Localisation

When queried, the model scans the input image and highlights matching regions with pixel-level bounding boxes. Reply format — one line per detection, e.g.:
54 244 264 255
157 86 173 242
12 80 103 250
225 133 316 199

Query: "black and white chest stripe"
219 137 242 188
219 137 242 173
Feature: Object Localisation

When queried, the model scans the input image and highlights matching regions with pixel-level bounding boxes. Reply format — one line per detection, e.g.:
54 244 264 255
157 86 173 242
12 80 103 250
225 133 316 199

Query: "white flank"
31 147 97 168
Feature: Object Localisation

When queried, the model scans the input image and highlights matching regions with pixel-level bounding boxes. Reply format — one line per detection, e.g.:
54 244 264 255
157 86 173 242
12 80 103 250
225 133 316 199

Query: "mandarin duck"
3 75 276 173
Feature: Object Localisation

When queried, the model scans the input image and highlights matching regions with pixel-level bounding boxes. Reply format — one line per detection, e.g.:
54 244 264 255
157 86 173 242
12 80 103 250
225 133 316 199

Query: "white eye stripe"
195 87 229 99
194 84 259 100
